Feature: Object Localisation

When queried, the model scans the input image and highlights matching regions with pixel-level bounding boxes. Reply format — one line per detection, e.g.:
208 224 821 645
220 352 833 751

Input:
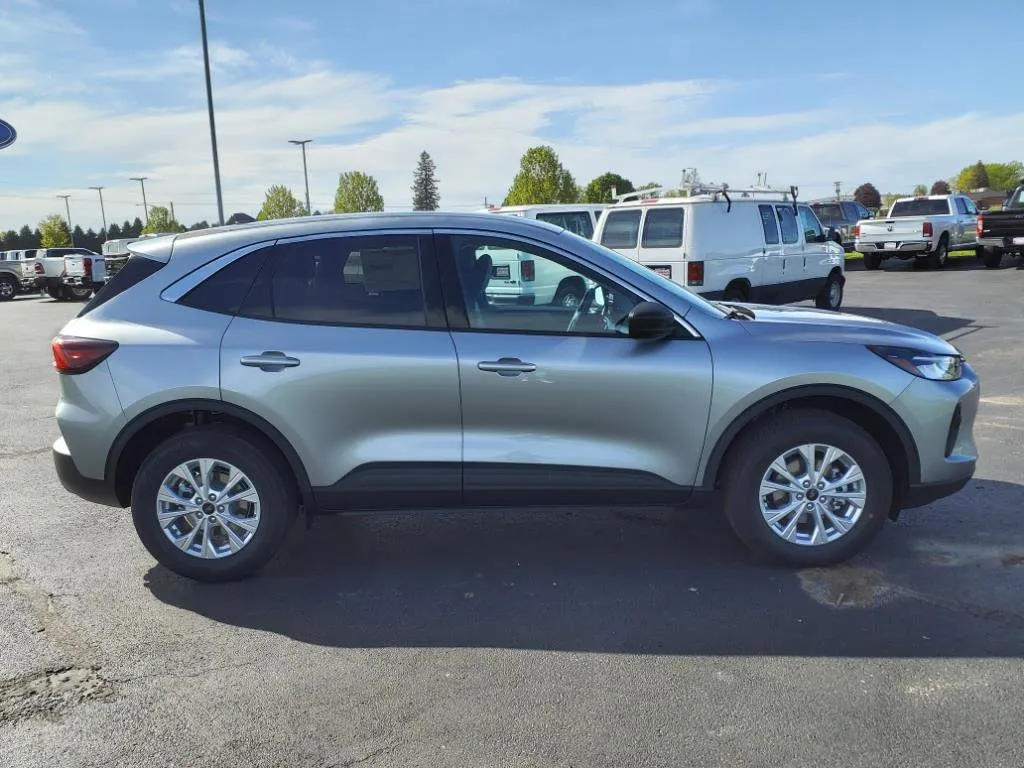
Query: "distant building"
963 187 1016 211
226 212 255 225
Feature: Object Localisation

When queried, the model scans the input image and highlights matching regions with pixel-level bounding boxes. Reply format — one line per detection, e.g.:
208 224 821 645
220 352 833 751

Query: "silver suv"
50 213 979 582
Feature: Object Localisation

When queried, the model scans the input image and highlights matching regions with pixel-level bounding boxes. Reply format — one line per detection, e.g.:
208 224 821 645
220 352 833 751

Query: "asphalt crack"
0 666 115 725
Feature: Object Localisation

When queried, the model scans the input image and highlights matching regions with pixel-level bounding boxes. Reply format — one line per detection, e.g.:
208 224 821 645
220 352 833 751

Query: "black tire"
982 247 1003 269
927 238 948 269
723 281 749 302
46 286 64 301
131 425 298 582
721 409 892 568
62 285 92 301
863 252 882 270
0 275 17 302
814 271 844 310
552 277 585 309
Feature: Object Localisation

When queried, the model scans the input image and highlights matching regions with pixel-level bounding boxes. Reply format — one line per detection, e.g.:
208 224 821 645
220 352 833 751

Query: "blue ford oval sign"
0 120 16 150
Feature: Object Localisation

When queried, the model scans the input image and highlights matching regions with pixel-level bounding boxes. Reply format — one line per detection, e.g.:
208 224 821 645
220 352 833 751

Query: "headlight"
868 345 963 381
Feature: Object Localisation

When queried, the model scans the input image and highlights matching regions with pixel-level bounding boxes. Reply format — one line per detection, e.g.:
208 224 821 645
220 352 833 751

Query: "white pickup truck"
854 194 979 270
63 252 106 293
33 247 98 300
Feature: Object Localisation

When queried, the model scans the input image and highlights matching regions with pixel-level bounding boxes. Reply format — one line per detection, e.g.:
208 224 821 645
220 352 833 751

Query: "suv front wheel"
131 425 298 582
721 409 892 567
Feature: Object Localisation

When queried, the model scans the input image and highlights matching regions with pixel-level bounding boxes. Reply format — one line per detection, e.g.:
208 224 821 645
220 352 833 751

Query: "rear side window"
640 207 684 248
775 206 799 244
178 247 272 316
76 255 166 317
759 205 780 244
535 211 595 239
600 210 642 248
242 235 428 328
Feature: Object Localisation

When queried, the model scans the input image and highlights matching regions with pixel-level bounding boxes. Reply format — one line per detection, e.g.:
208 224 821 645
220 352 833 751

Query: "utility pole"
131 177 149 224
288 139 313 215
57 195 73 244
834 181 842 201
89 186 107 240
198 0 225 226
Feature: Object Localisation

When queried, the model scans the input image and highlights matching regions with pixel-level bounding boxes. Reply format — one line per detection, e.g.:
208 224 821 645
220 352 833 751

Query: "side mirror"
627 301 676 340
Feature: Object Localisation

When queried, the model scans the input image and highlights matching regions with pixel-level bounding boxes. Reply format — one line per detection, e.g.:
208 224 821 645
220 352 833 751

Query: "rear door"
435 229 713 504
217 231 463 510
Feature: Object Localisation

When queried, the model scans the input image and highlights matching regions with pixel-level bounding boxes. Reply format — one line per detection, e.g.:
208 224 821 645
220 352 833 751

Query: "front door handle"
240 351 301 372
477 357 536 377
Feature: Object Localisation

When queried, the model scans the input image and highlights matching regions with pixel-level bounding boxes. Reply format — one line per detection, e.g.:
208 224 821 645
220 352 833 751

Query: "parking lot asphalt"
1 256 1023 767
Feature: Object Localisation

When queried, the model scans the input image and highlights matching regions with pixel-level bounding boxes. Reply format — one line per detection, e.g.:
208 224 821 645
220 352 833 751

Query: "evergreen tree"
411 151 440 211
107 223 123 240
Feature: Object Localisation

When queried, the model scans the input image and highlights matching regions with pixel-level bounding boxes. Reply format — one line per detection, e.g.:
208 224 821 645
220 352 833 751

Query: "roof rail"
612 182 800 212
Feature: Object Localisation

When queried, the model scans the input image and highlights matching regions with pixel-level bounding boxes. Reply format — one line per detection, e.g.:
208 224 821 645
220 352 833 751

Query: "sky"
1 0 1022 232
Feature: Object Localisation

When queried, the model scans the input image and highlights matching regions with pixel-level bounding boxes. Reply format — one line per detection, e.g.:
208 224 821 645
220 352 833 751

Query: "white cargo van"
477 204 608 307
592 185 846 309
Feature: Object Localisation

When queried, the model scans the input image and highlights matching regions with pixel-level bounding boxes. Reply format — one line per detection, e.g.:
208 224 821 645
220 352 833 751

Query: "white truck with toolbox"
854 194 979 270
62 252 106 293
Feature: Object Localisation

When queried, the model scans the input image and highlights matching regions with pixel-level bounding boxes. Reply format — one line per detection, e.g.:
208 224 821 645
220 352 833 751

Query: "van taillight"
521 259 535 281
51 335 118 375
34 262 43 275
853 224 860 238
922 221 933 237
687 261 704 286
977 215 984 237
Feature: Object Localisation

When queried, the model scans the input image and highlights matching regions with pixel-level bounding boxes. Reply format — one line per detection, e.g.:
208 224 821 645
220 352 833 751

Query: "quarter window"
535 211 595 239
640 207 684 248
600 210 642 249
775 205 799 244
758 204 780 245
955 197 969 214
242 235 428 328
179 247 272 316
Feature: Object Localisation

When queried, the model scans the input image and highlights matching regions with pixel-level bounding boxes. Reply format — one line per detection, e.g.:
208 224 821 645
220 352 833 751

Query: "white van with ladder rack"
592 181 846 310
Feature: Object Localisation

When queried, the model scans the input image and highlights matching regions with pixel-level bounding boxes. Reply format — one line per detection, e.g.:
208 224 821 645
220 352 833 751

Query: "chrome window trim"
160 242 277 303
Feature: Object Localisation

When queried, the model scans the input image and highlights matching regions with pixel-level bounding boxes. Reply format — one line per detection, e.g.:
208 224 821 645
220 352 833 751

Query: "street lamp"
57 194 73 244
130 177 149 224
289 139 313 215
198 0 225 226
89 186 107 239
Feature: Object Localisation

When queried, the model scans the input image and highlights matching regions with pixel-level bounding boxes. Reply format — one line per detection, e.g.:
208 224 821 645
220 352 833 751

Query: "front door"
435 231 714 506
757 204 784 301
774 204 804 301
218 232 462 510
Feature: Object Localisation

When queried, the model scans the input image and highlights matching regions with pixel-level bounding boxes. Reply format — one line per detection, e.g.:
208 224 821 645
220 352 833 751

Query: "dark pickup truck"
977 183 1024 268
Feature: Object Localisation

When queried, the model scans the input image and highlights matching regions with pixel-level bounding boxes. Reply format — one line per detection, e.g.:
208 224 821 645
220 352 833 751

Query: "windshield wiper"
715 302 756 320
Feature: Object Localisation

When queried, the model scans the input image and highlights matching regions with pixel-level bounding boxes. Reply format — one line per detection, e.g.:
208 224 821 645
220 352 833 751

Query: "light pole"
289 139 312 215
130 177 149 224
834 181 842 202
57 194 73 244
198 0 225 226
89 186 107 239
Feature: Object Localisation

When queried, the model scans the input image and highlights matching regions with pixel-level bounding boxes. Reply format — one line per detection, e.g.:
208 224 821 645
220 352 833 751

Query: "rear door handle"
240 351 301 372
477 357 536 377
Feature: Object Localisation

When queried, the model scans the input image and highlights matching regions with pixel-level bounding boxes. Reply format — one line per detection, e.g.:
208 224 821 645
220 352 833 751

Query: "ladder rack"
612 182 800 213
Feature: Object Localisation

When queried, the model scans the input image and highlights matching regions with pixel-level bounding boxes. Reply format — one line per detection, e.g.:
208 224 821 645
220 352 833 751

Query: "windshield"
561 230 728 318
889 199 950 217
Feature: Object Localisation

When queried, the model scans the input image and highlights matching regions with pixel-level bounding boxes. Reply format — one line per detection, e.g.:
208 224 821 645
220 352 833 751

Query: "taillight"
83 257 92 275
521 259 535 281
51 335 118 375
977 215 984 237
922 221 933 237
853 224 860 238
687 261 704 286
34 262 43 274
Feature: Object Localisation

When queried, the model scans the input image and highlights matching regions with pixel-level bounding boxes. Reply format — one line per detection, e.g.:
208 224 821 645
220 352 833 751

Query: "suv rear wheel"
721 409 892 567
130 425 297 582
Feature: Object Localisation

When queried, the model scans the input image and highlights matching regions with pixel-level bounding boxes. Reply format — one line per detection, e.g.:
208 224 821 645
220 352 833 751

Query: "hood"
735 304 959 356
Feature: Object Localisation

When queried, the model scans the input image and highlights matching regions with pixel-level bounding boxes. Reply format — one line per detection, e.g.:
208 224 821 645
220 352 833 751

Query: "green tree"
411 151 440 211
257 184 306 220
503 145 579 205
982 161 1024 192
187 220 209 231
131 217 145 237
72 224 85 247
912 184 928 196
955 161 990 191
39 214 72 247
583 172 634 204
853 182 882 211
333 171 384 213
106 223 122 240
18 225 37 249
142 206 185 234
881 192 903 212
82 228 100 252
930 180 951 195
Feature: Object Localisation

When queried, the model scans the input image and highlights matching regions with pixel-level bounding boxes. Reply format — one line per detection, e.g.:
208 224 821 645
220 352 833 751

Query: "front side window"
963 198 978 215
448 234 642 336
775 205 799 244
600 210 642 249
797 205 824 242
641 207 684 248
242 235 427 328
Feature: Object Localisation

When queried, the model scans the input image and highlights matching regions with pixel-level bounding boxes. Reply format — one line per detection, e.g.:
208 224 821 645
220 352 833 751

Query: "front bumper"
53 436 123 508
